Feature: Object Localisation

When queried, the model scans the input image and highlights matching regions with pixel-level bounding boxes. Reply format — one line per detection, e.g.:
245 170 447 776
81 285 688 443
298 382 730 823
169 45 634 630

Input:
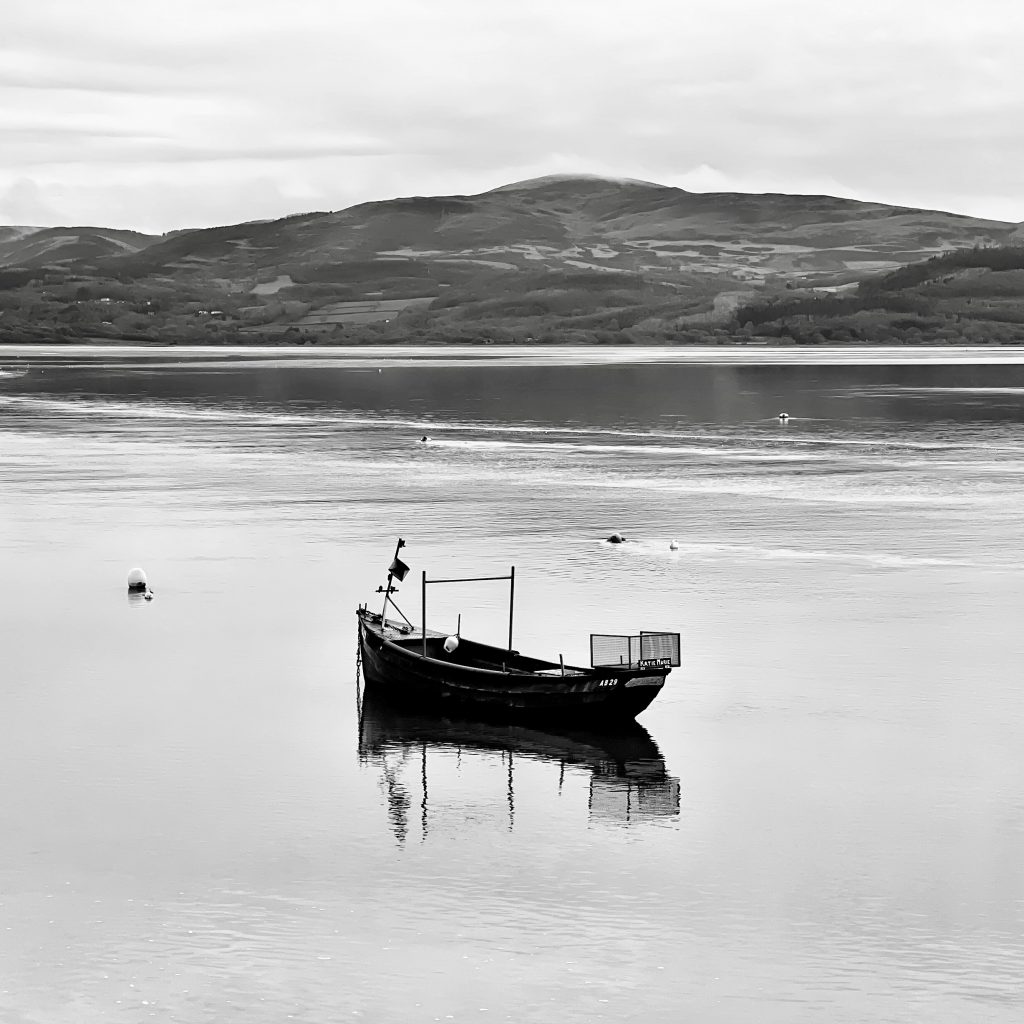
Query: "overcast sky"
3 0 1022 233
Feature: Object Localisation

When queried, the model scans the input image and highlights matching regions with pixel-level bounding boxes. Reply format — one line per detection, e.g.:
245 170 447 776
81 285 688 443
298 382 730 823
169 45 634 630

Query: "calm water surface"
2 346 1024 1022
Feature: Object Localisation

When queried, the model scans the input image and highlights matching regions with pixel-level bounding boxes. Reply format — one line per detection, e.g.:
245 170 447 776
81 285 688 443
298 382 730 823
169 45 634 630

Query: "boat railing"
590 631 681 668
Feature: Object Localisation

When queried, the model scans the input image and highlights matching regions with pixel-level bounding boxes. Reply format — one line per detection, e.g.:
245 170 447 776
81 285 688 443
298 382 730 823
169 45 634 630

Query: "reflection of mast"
361 636 415 843
381 752 411 845
503 750 514 831
421 743 428 842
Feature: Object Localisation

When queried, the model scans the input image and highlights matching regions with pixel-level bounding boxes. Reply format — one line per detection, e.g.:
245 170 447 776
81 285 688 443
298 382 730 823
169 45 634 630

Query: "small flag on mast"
389 556 410 582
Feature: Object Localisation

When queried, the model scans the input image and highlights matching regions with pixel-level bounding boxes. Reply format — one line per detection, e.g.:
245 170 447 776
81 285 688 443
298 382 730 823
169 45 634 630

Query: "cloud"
0 128 393 166
0 178 68 226
3 0 1024 229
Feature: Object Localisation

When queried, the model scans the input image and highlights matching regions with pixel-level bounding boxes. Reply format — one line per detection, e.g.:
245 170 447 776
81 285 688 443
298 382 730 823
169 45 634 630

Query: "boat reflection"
358 682 680 843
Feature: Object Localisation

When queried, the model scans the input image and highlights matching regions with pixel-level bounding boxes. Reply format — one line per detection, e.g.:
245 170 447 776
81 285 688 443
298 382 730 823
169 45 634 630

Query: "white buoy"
777 412 790 422
127 567 148 593
443 635 459 653
669 539 679 550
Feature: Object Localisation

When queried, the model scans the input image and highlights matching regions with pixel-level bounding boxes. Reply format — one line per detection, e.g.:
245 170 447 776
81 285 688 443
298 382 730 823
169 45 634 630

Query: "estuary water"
2 345 1024 1023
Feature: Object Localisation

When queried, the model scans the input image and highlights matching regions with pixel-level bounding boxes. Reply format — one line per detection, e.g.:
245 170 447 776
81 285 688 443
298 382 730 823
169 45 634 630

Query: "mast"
378 537 406 622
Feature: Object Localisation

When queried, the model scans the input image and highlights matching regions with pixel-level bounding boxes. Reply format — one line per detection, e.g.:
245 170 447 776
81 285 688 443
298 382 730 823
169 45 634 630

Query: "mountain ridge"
80 174 1019 294
2 174 1018 275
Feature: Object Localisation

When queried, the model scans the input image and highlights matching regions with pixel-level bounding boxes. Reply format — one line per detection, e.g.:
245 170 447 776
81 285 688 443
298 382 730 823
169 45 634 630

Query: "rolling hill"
0 225 158 269
80 174 1018 288
1 174 1021 344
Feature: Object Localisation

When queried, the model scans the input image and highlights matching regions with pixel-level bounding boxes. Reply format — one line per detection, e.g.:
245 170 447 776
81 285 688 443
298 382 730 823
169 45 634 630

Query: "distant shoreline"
6 342 1024 368
3 336 1024 350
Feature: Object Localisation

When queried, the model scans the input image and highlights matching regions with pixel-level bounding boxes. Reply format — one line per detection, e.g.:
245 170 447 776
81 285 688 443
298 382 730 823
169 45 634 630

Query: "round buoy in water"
669 539 679 550
443 635 459 653
777 412 790 422
606 533 625 544
419 435 430 443
127 567 148 593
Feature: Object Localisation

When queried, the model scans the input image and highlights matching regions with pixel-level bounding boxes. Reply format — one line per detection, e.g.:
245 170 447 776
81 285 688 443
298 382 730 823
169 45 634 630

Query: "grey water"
2 345 1024 1023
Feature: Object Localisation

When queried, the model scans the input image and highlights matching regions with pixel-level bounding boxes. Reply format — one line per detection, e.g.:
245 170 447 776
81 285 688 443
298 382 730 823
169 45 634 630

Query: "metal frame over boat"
356 539 681 722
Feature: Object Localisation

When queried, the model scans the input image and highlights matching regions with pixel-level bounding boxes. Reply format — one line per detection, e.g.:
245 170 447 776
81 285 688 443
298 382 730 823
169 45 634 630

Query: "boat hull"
357 610 668 723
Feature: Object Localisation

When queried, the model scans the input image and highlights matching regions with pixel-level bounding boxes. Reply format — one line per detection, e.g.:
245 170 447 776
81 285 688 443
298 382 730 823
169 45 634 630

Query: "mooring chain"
355 624 363 720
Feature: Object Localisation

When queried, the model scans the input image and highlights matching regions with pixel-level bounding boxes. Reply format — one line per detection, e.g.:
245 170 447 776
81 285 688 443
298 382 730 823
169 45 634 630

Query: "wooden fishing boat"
356 539 680 723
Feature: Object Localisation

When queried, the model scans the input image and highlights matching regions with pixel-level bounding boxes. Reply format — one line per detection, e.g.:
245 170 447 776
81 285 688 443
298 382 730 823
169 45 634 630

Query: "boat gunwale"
359 609 598 680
